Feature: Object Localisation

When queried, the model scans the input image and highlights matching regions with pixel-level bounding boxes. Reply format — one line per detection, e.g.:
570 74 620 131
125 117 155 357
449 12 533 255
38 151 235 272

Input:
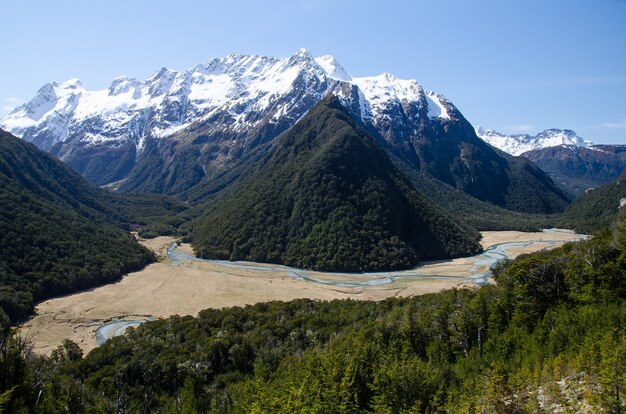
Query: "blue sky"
2 0 625 143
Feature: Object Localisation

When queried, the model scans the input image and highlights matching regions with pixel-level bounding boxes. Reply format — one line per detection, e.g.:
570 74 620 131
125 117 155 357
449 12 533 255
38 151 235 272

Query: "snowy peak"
476 127 593 156
108 76 141 97
23 83 57 121
314 55 352 81
535 129 591 147
0 48 458 170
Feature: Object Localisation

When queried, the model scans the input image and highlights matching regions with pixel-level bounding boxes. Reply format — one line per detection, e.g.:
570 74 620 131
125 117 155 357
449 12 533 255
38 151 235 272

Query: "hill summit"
191 95 481 272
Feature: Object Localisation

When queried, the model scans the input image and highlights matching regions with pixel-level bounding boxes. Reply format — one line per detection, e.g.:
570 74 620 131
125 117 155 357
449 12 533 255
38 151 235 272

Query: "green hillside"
0 131 164 328
561 168 626 233
190 96 481 271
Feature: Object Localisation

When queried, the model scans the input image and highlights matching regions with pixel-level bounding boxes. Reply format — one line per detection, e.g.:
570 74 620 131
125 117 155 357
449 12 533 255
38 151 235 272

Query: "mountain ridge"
522 144 626 196
476 127 593 156
2 49 571 214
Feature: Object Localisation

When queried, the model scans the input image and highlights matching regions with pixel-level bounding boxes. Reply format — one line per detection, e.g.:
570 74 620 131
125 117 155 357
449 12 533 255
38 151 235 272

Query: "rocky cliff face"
522 144 626 195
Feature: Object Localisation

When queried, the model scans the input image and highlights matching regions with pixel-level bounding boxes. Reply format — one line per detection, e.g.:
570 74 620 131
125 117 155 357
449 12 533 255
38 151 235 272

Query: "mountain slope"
521 144 626 196
191 96 481 271
0 130 156 328
391 112 572 214
2 50 570 214
561 168 626 232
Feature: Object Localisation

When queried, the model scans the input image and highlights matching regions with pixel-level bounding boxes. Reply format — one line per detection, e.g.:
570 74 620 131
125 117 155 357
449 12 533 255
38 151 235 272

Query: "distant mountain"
561 168 626 233
476 127 592 156
0 129 169 328
476 127 626 196
2 50 570 215
522 144 626 196
191 96 481 272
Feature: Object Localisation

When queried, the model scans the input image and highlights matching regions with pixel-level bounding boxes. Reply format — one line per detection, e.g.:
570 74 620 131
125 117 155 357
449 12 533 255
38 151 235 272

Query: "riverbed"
19 229 585 355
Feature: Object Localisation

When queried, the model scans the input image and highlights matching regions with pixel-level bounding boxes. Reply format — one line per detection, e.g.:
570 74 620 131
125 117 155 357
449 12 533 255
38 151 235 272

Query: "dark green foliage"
190 96 481 271
0 130 160 326
118 137 206 195
499 155 573 214
0 129 188 231
561 168 626 233
392 155 559 231
1 215 625 411
4 215 618 412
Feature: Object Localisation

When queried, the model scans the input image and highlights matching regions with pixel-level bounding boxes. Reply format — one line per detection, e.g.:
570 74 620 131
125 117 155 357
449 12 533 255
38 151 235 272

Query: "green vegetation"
118 138 206 195
383 114 572 215
561 169 626 233
391 156 559 231
0 131 189 329
3 96 625 411
1 213 624 412
190 96 481 271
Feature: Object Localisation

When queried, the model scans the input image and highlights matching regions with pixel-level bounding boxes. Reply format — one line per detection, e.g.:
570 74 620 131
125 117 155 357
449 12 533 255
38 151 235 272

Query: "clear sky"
2 0 625 143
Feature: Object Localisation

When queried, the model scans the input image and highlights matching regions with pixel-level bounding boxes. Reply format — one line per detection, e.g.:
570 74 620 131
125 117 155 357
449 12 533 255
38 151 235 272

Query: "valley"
0 46 623 411
20 229 584 355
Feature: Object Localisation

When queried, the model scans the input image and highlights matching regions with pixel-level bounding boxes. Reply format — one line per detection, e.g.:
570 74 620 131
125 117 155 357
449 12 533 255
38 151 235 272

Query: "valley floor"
19 230 584 355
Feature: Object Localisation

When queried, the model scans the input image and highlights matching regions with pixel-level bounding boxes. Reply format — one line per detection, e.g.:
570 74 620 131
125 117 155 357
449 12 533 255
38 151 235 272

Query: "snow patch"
426 92 450 120
314 55 352 81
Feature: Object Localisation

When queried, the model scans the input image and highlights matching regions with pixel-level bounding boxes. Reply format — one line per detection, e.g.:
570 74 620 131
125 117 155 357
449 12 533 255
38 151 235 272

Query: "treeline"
1 214 624 412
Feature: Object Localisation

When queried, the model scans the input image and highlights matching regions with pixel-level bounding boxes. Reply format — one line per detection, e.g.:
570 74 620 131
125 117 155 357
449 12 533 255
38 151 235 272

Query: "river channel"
22 229 585 354
166 228 586 288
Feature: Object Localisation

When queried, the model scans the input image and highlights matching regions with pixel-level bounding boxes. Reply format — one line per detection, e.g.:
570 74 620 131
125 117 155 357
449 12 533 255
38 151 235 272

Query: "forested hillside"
561 168 626 233
1 213 624 412
190 96 481 271
0 131 188 329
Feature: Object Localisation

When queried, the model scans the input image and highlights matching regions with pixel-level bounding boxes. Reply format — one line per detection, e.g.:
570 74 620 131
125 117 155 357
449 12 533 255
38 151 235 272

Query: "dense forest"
0 131 187 329
190 96 481 271
1 212 624 412
561 168 626 233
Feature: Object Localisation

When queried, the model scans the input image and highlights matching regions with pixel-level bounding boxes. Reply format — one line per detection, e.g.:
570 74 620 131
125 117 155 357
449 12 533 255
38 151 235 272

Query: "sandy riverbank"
19 230 583 355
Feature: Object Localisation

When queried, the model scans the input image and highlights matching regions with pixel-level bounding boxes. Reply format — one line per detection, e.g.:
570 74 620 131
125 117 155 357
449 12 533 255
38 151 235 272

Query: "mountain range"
475 127 593 156
1 49 570 215
522 144 626 196
476 127 626 195
2 49 625 414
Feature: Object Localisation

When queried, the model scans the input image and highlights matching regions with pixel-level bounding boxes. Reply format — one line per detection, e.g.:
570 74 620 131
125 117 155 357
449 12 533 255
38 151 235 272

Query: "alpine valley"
1 50 625 413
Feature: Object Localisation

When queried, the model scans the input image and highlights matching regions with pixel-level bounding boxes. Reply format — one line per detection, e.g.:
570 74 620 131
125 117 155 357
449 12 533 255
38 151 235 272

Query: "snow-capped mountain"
2 50 449 154
1 49 456 187
0 49 571 214
475 127 593 156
